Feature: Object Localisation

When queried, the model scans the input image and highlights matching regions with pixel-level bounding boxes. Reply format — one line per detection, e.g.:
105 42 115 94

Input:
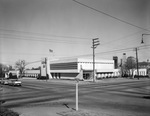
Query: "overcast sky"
0 0 150 68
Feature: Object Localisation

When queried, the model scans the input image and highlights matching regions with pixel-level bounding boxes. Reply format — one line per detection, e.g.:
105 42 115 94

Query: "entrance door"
83 71 93 80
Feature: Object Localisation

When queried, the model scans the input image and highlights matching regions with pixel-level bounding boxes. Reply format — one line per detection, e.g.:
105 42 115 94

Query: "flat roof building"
47 58 120 80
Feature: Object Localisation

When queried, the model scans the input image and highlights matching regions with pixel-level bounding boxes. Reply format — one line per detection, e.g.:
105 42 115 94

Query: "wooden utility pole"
92 38 100 82
135 48 139 78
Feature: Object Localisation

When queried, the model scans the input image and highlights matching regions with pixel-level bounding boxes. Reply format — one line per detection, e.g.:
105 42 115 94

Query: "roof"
50 58 114 64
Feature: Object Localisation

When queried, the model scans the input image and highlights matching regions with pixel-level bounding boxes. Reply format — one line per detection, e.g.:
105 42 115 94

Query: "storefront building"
48 58 120 80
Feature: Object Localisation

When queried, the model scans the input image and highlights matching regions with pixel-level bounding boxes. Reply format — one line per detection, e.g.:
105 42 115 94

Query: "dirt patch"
57 109 113 116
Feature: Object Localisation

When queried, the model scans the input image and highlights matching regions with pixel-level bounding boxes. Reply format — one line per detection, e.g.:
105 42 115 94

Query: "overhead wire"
1 45 150 64
0 34 88 44
20 44 150 58
26 60 42 66
0 51 49 56
100 30 146 46
72 0 150 32
0 29 91 44
58 44 150 60
0 28 90 40
0 28 147 47
1 1 149 64
0 28 149 61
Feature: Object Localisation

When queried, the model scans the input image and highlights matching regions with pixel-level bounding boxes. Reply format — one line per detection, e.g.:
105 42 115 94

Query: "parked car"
0 78 3 84
8 79 21 86
1 78 9 85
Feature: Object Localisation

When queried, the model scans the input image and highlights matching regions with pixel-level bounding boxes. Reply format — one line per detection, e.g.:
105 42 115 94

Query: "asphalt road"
1 78 150 116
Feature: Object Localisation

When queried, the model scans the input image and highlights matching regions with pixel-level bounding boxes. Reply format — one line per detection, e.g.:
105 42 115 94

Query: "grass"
0 106 19 116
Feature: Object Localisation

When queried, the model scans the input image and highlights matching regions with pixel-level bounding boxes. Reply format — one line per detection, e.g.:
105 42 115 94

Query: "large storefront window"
50 62 78 70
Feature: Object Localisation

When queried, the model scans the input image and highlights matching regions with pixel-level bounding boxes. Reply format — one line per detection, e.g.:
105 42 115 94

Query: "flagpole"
48 49 53 79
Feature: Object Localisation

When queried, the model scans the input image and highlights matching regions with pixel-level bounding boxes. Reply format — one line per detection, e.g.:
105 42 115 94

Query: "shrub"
0 106 19 116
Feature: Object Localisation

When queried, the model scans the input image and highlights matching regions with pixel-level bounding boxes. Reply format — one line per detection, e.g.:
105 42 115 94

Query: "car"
0 78 3 84
1 78 9 85
8 79 21 86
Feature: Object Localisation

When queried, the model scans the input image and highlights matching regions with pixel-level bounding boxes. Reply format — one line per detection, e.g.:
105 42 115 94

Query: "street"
1 78 150 116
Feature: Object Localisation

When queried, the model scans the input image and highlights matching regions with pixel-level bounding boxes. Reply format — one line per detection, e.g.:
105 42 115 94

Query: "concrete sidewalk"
12 104 113 116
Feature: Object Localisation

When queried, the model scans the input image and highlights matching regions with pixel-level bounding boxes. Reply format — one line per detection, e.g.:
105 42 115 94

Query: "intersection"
1 78 150 116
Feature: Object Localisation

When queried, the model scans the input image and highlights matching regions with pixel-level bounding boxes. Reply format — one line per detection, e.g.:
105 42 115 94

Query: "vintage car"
1 78 9 85
8 79 22 86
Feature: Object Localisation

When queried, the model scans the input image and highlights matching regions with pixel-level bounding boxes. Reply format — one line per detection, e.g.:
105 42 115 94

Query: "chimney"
113 56 118 69
122 53 126 65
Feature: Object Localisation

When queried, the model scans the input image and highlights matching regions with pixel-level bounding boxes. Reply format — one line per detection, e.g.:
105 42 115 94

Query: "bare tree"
120 56 136 77
125 56 136 77
15 60 26 78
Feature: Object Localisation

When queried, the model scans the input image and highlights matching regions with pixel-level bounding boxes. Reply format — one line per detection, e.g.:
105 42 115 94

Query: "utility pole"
92 38 100 82
135 48 139 79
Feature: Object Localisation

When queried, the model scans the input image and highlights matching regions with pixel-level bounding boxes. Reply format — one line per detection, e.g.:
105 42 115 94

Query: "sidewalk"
12 103 113 116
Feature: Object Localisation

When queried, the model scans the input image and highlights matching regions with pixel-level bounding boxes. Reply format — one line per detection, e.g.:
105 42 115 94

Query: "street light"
141 34 150 44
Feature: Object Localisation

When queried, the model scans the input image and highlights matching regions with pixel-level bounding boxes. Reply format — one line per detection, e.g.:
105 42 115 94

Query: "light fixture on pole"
141 34 150 44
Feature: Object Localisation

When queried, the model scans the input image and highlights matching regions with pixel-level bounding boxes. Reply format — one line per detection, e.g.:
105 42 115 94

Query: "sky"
0 0 150 68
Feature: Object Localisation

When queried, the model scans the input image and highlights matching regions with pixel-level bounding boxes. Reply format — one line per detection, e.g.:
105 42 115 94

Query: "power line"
2 45 150 65
96 45 150 55
0 28 90 40
1 28 149 47
0 29 147 48
0 51 49 56
26 60 42 66
72 0 150 32
101 30 146 46
0 36 89 44
58 45 150 59
0 33 90 44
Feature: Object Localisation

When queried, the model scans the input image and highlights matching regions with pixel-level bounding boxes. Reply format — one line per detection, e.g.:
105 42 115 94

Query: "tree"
120 56 136 77
0 63 12 77
125 56 136 77
15 60 26 78
0 63 4 77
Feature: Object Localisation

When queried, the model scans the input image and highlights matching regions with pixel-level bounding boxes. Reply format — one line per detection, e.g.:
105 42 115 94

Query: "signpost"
74 67 83 111
75 77 79 111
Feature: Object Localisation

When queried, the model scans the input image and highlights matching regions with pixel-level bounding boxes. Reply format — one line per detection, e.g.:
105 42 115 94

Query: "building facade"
48 58 120 80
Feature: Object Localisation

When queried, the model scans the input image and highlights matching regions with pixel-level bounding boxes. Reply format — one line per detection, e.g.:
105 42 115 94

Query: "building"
133 69 147 76
8 70 19 78
48 58 120 80
133 61 150 77
24 70 40 77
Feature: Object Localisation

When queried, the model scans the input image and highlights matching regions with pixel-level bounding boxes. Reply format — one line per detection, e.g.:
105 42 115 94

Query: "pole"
92 38 99 82
135 48 139 79
45 58 48 81
93 40 95 82
76 81 78 111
